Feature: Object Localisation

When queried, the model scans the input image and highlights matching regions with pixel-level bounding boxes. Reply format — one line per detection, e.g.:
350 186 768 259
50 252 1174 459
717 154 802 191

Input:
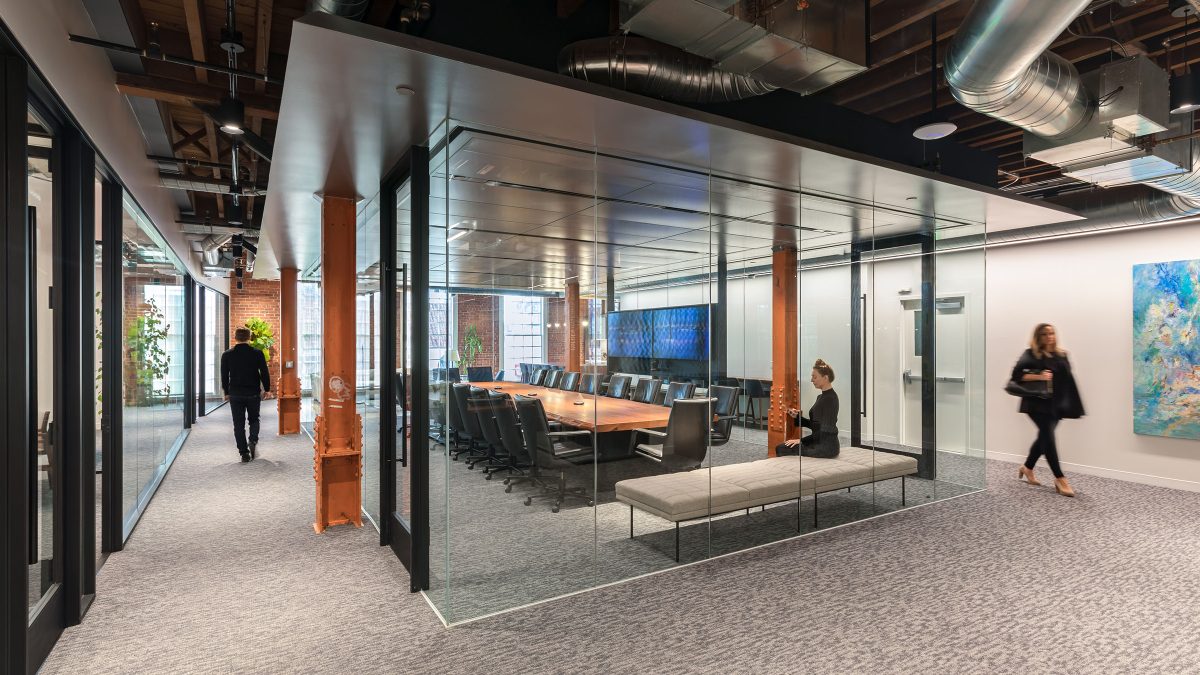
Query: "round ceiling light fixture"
1170 71 1200 114
913 120 958 140
216 95 245 135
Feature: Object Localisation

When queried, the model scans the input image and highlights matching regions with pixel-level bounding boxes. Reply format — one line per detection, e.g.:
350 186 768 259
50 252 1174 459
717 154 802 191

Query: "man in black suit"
221 327 272 462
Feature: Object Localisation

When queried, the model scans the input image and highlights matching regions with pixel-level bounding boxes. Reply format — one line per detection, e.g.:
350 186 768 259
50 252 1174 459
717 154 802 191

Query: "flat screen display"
653 305 709 360
607 310 653 358
606 305 710 361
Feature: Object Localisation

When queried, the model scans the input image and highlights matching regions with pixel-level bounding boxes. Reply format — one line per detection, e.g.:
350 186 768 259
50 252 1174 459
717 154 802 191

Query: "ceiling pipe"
308 0 370 20
557 36 778 103
200 234 232 266
944 0 1095 139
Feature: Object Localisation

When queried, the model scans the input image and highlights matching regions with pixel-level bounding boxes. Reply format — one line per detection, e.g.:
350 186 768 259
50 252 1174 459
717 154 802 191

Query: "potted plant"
244 317 276 363
456 324 483 372
126 297 171 406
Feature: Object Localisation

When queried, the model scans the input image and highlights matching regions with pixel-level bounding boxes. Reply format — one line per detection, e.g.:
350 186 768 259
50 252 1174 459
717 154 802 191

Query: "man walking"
221 327 271 462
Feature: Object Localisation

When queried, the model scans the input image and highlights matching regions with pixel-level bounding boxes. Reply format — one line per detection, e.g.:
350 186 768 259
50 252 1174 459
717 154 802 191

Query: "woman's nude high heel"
1017 466 1041 486
1054 477 1075 497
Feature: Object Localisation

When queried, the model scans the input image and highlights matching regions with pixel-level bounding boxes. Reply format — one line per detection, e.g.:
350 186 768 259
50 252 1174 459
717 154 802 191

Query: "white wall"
987 226 1200 492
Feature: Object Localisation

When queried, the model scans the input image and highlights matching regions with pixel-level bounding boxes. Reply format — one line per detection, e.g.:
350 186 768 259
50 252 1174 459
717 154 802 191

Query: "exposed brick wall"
230 278 282 390
454 294 500 372
545 297 588 368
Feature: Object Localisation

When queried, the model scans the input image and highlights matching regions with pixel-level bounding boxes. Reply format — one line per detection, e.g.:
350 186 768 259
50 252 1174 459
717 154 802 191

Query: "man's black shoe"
240 452 251 463
249 442 257 460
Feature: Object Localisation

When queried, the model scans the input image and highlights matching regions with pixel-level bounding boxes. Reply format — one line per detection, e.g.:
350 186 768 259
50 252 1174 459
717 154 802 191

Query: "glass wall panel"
29 108 56 613
358 196 383 528
417 119 989 623
93 174 104 570
395 178 413 528
120 192 187 534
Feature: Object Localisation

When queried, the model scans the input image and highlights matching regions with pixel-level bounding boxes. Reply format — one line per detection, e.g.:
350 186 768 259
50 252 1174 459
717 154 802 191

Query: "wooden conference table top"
472 382 671 433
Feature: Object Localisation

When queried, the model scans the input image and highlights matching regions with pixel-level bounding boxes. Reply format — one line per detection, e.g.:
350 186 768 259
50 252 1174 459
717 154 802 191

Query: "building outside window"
501 295 544 377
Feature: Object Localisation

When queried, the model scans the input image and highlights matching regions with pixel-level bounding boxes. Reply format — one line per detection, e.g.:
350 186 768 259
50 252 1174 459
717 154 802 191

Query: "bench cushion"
616 447 918 521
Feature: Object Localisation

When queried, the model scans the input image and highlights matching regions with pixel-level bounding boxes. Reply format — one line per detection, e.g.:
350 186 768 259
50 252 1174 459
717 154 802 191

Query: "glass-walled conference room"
371 119 987 624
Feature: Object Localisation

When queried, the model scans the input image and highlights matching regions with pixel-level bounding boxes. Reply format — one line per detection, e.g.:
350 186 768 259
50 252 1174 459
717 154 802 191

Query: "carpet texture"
41 405 1200 673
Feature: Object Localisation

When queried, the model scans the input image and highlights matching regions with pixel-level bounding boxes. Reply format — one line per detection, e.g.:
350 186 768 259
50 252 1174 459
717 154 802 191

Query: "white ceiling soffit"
260 13 1081 279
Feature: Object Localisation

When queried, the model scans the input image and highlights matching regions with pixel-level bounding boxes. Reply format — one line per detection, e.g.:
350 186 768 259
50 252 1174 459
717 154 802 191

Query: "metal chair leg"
675 522 680 562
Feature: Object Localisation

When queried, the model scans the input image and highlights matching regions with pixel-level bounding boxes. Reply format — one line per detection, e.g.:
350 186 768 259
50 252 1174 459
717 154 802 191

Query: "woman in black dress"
776 359 840 458
1013 323 1085 497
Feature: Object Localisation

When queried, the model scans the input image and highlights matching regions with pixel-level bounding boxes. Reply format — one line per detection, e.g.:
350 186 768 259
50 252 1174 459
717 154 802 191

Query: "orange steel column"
278 266 301 435
767 245 800 455
313 195 363 533
566 281 582 373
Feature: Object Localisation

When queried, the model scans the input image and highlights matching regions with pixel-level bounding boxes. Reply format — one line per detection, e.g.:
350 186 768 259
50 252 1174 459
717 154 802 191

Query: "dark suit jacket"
221 343 271 397
1011 349 1084 419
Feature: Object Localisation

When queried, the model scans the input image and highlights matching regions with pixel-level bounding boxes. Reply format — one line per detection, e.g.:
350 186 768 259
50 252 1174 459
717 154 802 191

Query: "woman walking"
1013 323 1085 496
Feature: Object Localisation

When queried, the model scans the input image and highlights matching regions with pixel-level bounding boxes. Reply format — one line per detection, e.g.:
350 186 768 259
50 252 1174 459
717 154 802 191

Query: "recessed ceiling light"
395 85 417 96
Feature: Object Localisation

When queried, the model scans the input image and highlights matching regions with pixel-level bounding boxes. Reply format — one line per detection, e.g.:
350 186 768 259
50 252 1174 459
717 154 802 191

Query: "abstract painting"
1133 259 1200 439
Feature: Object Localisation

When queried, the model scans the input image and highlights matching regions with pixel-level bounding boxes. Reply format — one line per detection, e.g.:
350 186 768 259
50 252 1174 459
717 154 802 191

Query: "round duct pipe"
558 36 777 103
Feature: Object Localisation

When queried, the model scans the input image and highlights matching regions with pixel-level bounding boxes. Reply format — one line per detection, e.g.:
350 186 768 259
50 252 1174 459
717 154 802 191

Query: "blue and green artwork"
1133 259 1200 439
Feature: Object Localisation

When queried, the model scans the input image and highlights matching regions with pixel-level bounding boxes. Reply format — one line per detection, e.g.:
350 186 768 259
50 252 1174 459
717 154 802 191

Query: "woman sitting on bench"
775 359 840 459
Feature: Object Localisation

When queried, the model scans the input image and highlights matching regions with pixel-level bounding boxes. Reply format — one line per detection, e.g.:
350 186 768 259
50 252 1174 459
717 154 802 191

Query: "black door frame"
380 146 429 592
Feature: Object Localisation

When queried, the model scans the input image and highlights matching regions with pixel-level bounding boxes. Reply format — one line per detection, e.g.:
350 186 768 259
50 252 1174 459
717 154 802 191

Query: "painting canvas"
1133 259 1200 439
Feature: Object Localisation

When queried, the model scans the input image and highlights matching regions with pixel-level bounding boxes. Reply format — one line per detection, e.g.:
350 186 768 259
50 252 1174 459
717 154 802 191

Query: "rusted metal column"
767 244 799 455
566 280 582 373
313 196 363 533
278 266 301 435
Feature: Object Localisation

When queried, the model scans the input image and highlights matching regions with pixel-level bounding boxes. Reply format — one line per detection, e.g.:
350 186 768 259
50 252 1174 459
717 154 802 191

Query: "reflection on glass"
93 174 104 570
29 108 56 614
120 192 187 534
203 288 228 413
358 196 383 528
298 280 321 438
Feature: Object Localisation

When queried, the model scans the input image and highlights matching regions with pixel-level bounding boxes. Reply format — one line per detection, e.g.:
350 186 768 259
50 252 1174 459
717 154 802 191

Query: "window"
502 295 544 376
298 281 322 393
429 289 448 371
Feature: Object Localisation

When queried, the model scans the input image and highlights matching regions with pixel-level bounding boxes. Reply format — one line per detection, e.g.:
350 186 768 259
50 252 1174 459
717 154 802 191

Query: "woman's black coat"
1011 348 1085 419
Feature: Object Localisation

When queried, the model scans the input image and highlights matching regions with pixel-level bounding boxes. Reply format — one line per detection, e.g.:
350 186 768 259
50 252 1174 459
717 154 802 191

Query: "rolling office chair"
630 378 662 404
454 386 491 467
663 381 696 408
495 370 505 382
606 374 632 399
477 392 524 478
514 396 594 512
530 368 549 386
447 367 461 383
445 380 467 455
544 369 564 389
519 363 531 383
708 385 741 446
560 372 580 391
578 373 600 395
632 398 712 472
449 384 481 460
495 397 543 493
467 366 494 382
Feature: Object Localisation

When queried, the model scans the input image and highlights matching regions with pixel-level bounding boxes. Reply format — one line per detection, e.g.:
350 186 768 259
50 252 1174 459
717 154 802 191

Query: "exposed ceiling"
815 0 1195 197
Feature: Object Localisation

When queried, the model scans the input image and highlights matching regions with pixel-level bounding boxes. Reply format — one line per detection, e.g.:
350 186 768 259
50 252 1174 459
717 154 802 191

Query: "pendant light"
913 14 957 140
1170 1 1200 115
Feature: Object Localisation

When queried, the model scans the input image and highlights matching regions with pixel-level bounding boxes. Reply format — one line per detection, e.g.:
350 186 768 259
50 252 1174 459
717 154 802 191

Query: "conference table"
473 382 671 433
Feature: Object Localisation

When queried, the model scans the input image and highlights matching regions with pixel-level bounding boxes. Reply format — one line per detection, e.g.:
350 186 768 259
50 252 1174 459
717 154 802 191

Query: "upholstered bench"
615 447 919 560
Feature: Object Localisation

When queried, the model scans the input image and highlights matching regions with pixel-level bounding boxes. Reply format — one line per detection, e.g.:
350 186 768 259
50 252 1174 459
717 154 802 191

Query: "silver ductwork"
200 234 231 266
558 37 777 103
307 0 368 20
945 0 1095 139
159 172 267 197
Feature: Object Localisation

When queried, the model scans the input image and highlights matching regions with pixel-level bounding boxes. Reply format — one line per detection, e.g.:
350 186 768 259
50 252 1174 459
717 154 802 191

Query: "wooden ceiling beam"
869 2 970 69
248 0 274 224
115 72 279 120
869 0 959 42
182 0 224 217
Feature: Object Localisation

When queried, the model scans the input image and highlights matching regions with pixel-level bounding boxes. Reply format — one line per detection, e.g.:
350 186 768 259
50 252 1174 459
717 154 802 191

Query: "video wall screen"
608 305 711 361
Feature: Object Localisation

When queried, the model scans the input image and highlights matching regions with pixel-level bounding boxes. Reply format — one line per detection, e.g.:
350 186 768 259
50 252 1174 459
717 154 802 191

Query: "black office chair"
519 363 532 383
495 370 505 382
708 385 741 446
630 378 662 404
447 367 461 383
663 381 696 408
495 396 542 493
633 398 712 472
477 392 523 478
514 396 594 512
445 381 467 455
449 384 482 460
455 386 491 467
531 368 549 386
560 372 580 391
606 375 632 399
742 379 769 427
467 366 493 382
578 373 600 395
544 369 564 389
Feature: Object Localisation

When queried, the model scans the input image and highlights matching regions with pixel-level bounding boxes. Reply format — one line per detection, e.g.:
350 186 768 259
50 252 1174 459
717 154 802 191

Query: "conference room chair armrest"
633 428 667 438
548 429 592 438
715 414 738 421
635 444 663 461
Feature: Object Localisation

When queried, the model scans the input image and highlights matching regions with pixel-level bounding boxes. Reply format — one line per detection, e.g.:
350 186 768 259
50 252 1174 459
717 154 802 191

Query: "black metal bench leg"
675 522 680 563
902 475 906 506
813 492 818 529
796 497 801 532
630 506 634 539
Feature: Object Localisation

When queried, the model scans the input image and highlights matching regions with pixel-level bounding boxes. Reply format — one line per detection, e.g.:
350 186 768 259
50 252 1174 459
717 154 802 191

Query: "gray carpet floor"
40 405 1200 673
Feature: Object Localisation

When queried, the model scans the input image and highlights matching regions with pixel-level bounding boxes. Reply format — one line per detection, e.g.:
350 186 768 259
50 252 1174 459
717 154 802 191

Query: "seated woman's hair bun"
812 359 835 383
